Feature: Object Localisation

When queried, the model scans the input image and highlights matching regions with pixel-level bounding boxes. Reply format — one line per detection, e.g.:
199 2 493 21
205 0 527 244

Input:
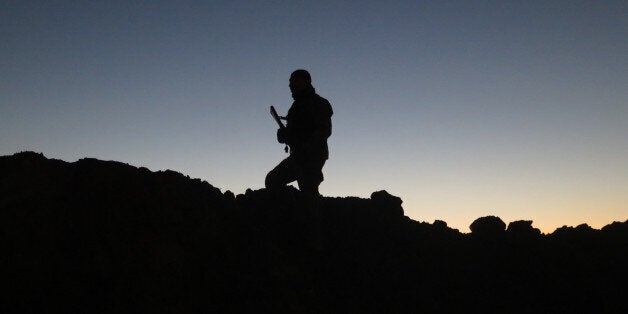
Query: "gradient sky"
2 0 627 232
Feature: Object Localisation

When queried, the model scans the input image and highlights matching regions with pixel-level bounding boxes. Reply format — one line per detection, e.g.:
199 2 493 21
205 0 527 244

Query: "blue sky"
2 0 627 232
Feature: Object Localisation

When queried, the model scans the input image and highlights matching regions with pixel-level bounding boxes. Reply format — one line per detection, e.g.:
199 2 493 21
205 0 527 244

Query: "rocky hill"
1 151 626 313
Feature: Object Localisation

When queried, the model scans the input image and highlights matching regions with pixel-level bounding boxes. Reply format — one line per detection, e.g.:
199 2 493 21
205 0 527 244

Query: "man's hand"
277 128 289 144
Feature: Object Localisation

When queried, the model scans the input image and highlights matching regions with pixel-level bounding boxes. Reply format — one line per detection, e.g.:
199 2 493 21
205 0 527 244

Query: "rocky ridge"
1 151 626 313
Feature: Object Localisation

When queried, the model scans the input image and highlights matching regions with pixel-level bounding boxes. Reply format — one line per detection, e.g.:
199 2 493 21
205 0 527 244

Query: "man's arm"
306 99 333 144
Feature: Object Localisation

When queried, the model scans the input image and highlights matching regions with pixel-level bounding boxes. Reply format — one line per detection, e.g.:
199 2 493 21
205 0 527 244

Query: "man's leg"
265 156 298 190
296 159 326 250
296 159 326 196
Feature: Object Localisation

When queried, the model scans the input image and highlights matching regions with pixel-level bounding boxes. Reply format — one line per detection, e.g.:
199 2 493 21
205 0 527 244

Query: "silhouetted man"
265 70 333 195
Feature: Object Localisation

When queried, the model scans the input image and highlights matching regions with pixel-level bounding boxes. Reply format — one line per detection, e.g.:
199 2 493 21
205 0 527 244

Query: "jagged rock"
370 190 403 217
470 215 506 237
507 220 541 239
576 223 594 232
224 190 235 201
433 219 448 229
601 220 628 234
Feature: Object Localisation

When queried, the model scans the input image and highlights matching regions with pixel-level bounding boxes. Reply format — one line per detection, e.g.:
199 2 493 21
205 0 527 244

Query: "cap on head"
290 69 311 84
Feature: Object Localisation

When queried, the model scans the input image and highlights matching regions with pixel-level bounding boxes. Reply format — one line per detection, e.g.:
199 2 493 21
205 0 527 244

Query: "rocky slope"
1 151 626 313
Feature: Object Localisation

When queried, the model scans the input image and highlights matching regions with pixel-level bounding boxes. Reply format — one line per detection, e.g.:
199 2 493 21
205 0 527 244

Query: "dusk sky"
2 0 627 232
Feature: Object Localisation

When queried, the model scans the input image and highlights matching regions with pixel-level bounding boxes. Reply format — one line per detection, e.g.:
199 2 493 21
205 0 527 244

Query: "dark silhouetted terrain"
1 152 626 313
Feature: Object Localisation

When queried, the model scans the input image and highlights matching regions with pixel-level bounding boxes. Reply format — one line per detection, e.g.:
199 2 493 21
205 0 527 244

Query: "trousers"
265 155 326 195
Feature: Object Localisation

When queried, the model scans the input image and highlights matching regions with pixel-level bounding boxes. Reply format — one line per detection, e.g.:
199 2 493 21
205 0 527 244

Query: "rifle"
270 106 289 153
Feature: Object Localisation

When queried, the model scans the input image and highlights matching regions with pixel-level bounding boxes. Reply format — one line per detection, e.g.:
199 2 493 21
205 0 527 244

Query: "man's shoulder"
314 93 330 104
313 94 333 115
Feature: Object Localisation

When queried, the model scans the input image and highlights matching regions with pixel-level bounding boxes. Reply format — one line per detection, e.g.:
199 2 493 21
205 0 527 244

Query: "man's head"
290 69 312 98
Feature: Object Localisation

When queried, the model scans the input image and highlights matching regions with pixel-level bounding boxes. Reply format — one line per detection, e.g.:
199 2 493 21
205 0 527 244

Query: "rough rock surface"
1 152 626 313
